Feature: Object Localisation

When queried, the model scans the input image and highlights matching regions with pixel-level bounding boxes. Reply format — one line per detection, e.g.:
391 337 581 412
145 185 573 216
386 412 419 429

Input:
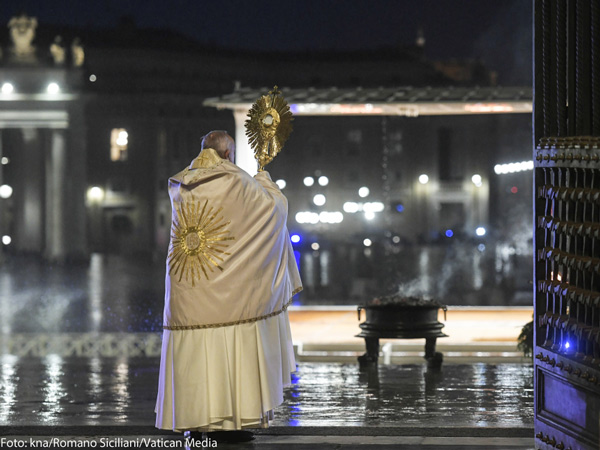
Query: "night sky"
1 0 532 84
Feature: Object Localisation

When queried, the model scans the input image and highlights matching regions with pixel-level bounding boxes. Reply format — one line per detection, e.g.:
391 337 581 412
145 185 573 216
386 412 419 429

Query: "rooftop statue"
71 37 84 67
8 14 38 63
50 36 65 65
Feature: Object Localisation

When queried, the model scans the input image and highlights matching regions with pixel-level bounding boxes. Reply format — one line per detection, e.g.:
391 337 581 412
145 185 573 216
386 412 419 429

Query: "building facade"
0 16 533 304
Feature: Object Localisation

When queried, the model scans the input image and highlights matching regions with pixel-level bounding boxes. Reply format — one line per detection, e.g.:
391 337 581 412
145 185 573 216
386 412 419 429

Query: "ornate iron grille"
534 1 600 449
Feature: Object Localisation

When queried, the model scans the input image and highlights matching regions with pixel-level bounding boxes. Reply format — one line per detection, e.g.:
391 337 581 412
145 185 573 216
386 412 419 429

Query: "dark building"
0 14 86 262
0 15 532 305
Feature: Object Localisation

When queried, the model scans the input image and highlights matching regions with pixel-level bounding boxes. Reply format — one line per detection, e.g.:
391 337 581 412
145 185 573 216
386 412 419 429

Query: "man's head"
201 130 235 163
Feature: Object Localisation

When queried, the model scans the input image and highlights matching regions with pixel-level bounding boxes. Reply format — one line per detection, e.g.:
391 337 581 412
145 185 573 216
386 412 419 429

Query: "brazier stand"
356 304 447 369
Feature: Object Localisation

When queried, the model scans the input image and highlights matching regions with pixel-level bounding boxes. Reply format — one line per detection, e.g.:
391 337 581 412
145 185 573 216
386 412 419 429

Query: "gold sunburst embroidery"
168 200 235 285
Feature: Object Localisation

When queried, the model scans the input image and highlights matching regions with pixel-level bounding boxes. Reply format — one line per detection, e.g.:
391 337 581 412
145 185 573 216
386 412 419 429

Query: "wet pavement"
0 357 534 448
0 254 165 334
0 255 535 448
0 358 533 428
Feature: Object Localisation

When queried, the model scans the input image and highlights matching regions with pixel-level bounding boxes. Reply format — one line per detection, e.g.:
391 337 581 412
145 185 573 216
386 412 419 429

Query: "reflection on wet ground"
0 250 532 336
279 363 532 428
0 357 532 429
0 255 165 333
0 253 533 447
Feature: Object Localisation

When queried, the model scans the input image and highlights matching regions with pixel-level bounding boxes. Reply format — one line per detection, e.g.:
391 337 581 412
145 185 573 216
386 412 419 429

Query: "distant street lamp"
46 82 60 94
313 194 326 206
87 186 104 202
0 185 13 199
1 83 14 94
358 186 370 198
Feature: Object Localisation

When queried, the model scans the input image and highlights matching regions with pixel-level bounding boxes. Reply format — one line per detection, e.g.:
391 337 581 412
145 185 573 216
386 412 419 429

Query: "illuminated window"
110 128 128 161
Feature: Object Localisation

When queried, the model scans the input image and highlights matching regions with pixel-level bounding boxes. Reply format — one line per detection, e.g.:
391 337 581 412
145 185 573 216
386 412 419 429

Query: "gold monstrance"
245 86 293 171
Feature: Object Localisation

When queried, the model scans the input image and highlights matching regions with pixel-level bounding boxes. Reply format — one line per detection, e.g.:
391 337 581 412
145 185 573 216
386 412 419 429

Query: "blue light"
565 341 570 349
445 229 453 238
290 104 299 114
395 204 404 212
291 234 301 244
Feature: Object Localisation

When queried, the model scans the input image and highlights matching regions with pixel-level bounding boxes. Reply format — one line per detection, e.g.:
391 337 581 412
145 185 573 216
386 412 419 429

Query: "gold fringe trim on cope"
163 287 303 330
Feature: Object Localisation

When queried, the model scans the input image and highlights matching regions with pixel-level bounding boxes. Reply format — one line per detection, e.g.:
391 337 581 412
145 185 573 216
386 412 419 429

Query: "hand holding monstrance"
245 86 294 171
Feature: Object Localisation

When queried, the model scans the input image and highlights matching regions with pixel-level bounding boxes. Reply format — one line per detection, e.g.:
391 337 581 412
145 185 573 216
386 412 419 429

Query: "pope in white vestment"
155 131 302 433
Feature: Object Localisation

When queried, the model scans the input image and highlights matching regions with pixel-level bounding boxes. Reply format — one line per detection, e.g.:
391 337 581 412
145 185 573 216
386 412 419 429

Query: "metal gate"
534 1 600 449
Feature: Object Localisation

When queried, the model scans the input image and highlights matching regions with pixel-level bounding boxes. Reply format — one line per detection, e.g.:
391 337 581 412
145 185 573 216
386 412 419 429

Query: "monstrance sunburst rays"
168 200 235 286
245 85 293 171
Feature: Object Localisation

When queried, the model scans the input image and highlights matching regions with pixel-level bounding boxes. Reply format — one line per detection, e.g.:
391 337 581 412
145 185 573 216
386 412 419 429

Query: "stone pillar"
233 108 257 176
15 128 44 253
65 109 88 261
0 130 4 263
45 129 66 261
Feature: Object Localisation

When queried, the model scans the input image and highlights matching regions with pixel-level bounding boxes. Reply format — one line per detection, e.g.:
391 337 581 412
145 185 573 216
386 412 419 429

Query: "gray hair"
201 130 235 159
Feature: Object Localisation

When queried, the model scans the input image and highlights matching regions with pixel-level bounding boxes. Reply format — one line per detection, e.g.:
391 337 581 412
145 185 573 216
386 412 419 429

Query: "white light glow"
296 210 343 224
311 242 320 251
87 186 104 202
358 187 370 198
0 184 13 199
363 238 372 247
303 176 314 187
275 179 286 189
1 83 14 94
475 227 486 236
318 211 344 224
290 234 301 243
418 174 429 184
344 201 384 214
295 211 319 224
464 103 515 113
89 74 97 82
343 202 359 213
313 194 326 206
471 174 482 187
364 211 375 220
392 236 401 244
318 176 329 186
363 202 384 213
329 104 384 114
1 157 8 165
494 160 534 175
2 235 11 245
47 82 60 94
116 130 128 147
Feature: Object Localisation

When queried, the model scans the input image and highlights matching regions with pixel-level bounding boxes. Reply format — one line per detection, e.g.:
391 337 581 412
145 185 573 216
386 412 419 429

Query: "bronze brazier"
356 298 447 368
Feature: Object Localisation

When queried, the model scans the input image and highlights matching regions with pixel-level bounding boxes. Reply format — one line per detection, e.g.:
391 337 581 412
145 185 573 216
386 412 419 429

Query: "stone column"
233 108 257 176
65 107 88 261
0 130 4 263
15 128 44 253
45 129 66 261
